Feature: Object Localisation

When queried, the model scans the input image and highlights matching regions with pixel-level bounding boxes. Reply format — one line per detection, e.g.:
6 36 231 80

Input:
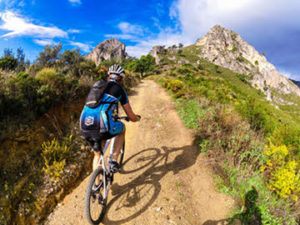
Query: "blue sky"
0 0 300 80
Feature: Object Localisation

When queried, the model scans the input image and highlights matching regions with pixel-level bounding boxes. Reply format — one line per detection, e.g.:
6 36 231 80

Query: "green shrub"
237 74 249 84
36 68 59 84
176 99 201 129
235 97 275 134
0 56 18 70
163 79 184 92
231 45 238 52
36 68 66 95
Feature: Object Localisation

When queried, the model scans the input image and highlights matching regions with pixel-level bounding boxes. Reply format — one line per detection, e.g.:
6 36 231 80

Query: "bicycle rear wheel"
85 168 107 225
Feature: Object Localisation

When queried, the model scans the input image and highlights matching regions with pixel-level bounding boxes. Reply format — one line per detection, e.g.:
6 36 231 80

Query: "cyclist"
80 64 140 189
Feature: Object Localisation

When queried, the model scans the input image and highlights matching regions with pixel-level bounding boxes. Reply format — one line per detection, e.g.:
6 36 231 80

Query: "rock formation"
150 45 166 64
196 25 300 98
86 39 126 66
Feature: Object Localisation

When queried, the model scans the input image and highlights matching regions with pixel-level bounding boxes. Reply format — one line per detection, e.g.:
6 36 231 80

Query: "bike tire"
85 168 107 225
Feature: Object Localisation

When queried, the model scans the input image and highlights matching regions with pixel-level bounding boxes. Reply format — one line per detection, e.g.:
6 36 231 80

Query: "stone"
196 25 300 98
150 45 166 64
85 39 126 66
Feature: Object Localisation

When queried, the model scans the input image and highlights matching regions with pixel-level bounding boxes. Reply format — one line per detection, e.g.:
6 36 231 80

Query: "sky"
0 0 300 80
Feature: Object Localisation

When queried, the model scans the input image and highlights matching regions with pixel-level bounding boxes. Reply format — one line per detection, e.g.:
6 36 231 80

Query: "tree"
178 43 184 48
4 48 13 57
0 56 17 70
16 48 26 72
133 55 155 77
60 49 83 77
36 43 62 67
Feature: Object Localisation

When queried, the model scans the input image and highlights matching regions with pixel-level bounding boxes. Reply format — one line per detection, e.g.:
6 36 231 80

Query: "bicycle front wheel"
85 168 107 225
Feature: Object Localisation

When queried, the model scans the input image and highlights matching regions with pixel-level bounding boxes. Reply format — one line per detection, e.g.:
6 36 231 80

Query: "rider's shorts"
82 121 124 152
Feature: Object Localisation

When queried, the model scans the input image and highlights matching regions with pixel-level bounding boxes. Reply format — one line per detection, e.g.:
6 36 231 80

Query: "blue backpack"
80 81 118 134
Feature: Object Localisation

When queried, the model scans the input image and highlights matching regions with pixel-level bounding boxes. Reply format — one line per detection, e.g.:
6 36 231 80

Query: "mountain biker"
80 64 140 187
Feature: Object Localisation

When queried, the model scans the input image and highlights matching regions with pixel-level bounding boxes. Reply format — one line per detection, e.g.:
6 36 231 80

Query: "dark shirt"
105 81 129 105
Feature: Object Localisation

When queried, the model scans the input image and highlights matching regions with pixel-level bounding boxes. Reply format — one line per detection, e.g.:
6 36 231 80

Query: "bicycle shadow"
102 137 201 224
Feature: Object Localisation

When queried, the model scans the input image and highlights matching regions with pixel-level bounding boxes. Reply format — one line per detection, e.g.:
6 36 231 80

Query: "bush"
235 97 275 134
36 68 59 84
0 56 18 70
36 68 66 95
261 143 300 200
41 136 72 181
163 79 184 92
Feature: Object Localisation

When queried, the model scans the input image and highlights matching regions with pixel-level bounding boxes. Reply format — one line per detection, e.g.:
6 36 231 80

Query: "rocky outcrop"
196 25 300 98
150 45 166 64
86 39 126 66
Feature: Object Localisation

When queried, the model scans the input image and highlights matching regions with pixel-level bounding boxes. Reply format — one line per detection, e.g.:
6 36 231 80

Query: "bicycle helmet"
108 64 125 77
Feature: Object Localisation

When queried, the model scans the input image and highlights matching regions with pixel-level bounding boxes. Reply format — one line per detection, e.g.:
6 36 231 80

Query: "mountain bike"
84 116 134 225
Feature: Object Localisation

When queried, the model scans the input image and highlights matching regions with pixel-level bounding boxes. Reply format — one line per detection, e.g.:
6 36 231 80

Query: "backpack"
85 80 109 108
80 81 116 134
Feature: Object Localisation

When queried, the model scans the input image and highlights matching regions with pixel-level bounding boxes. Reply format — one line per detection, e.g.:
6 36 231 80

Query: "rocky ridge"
196 25 300 100
150 45 166 64
85 39 126 66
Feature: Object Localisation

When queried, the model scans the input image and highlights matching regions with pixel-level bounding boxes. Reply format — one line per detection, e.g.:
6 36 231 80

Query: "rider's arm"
122 103 140 122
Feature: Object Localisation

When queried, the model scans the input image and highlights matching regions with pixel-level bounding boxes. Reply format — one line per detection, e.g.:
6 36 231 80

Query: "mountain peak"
86 39 126 66
196 25 300 98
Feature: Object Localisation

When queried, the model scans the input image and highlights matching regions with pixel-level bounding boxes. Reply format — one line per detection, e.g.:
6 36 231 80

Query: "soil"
45 80 235 225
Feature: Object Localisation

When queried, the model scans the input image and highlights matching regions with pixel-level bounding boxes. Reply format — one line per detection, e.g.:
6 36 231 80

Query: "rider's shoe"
108 160 120 173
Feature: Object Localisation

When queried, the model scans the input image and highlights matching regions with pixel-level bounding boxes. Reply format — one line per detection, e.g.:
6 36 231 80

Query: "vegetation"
0 43 147 224
41 136 73 182
154 44 300 224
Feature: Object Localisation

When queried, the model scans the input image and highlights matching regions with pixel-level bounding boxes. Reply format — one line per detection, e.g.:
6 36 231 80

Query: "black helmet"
108 64 125 77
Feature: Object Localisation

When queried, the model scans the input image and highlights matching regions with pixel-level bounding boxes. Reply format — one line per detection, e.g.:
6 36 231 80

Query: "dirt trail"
46 80 235 225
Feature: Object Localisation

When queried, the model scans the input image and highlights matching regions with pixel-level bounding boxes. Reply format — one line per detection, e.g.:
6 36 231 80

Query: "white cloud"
104 34 136 40
34 39 57 46
0 11 67 38
118 22 144 35
279 69 300 81
69 41 91 52
126 0 300 60
68 0 81 5
173 0 300 40
104 22 146 45
68 29 80 33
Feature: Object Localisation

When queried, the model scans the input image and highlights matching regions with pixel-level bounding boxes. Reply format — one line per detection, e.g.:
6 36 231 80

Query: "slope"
45 80 235 225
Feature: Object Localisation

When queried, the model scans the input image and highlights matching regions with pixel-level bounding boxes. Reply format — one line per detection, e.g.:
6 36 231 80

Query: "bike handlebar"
116 115 141 122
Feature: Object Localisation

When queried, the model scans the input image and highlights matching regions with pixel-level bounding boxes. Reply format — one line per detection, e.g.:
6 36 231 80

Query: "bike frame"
96 137 116 199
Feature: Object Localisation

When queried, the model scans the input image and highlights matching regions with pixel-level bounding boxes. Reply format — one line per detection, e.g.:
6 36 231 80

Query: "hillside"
150 39 300 224
195 25 300 99
0 23 299 225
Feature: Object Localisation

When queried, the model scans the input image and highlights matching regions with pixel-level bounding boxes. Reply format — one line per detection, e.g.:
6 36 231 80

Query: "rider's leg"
93 151 101 171
93 141 105 186
112 125 126 162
